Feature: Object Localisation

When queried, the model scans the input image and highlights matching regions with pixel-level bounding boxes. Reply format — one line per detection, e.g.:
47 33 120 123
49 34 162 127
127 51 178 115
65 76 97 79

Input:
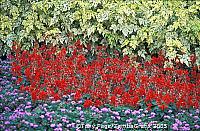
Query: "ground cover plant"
1 40 198 130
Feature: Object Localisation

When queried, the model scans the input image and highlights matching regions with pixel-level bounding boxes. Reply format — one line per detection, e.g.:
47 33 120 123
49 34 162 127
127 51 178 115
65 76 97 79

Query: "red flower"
20 85 26 91
190 54 196 64
130 95 139 106
16 77 22 84
83 99 93 108
158 104 168 111
24 67 31 80
94 99 103 107
163 93 172 105
31 90 37 102
110 95 117 106
146 102 152 111
74 39 83 49
112 87 124 96
74 91 82 101
121 92 131 104
38 90 48 100
53 93 61 101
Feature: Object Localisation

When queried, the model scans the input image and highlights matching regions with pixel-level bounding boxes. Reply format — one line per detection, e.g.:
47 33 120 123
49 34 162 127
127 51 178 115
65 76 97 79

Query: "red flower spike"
159 104 168 111
94 99 103 107
31 90 38 102
74 91 82 101
110 95 117 106
38 91 48 100
53 93 61 101
83 99 93 108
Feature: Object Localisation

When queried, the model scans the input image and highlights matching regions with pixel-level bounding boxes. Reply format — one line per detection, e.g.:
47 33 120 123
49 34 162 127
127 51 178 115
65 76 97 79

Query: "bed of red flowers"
10 40 200 111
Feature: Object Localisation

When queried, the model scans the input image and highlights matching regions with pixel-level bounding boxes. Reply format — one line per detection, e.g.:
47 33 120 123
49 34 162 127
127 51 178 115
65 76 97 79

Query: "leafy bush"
1 0 200 66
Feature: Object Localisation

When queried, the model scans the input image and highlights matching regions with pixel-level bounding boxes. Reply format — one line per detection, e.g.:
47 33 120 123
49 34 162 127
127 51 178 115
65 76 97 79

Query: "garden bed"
1 44 200 131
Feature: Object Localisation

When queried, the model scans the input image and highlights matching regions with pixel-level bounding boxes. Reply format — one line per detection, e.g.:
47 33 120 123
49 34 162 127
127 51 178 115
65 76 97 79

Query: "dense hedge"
1 0 200 66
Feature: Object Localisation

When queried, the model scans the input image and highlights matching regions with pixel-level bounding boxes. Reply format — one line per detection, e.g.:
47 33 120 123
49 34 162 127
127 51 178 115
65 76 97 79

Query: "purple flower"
185 124 189 127
58 123 62 127
85 124 91 128
71 101 76 105
25 106 31 109
91 106 96 111
11 77 17 81
141 114 145 117
5 121 10 125
76 107 82 111
18 97 24 100
144 110 148 113
150 112 155 116
40 115 45 118
101 108 109 113
194 116 199 119
79 111 84 115
132 110 140 115
112 111 119 116
60 109 66 112
67 124 71 128
45 112 51 117
182 127 190 131
54 127 62 131
126 118 133 123
172 124 178 130
30 123 34 127
76 120 81 123
62 118 67 122
175 119 182 125
196 109 199 114
125 109 131 114
116 116 120 120
194 125 200 129
78 100 82 104
25 112 31 116
67 98 72 101
71 123 75 128
33 124 38 128
168 110 172 113
24 121 29 125
80 117 84 121
3 76 7 79
111 116 115 119
50 124 56 128
173 123 178 127
138 119 142 123
163 115 170 119
94 108 100 113
51 101 56 104
4 107 11 111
